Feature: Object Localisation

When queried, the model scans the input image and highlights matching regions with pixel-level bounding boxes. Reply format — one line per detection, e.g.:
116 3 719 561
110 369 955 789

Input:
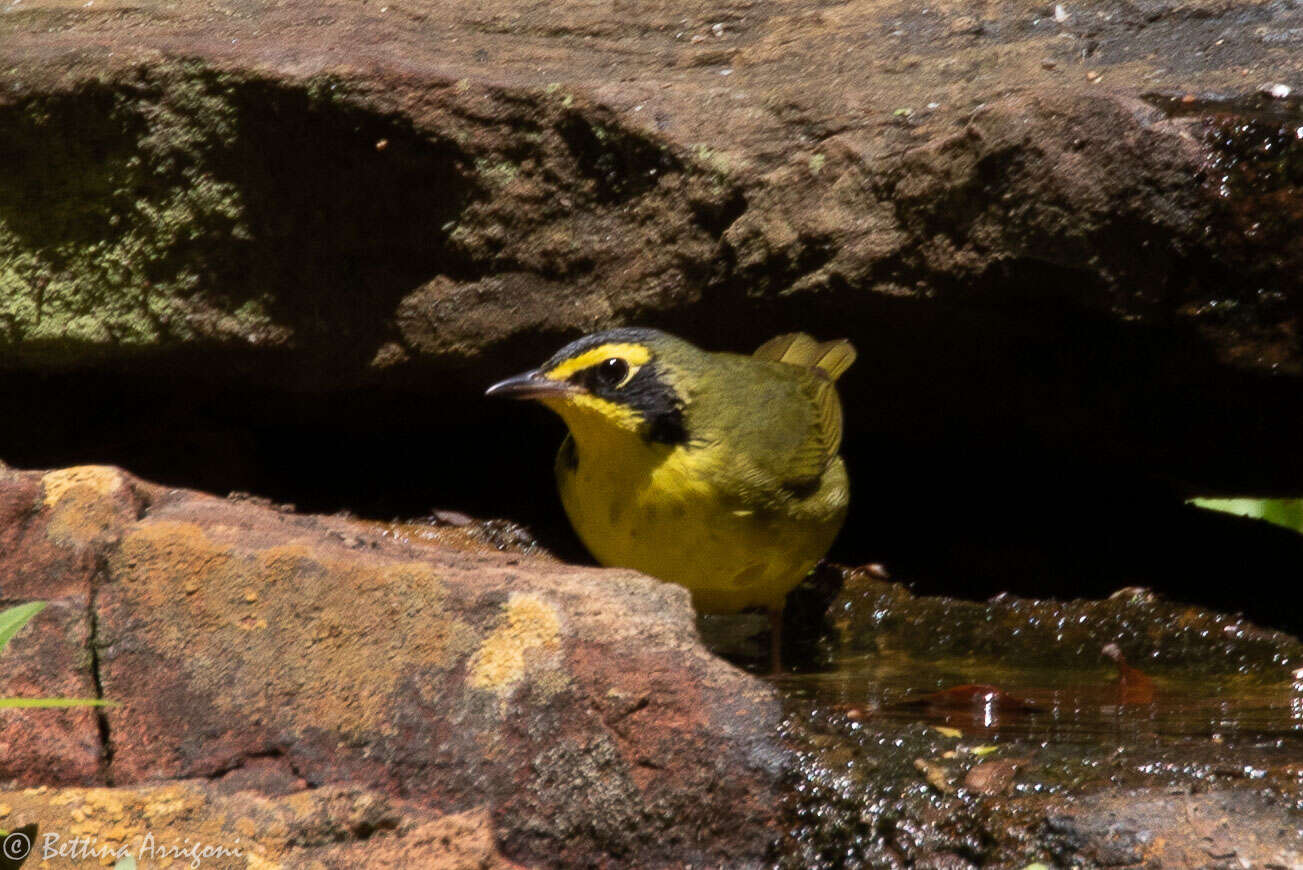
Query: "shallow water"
774 650 1303 801
776 652 1303 747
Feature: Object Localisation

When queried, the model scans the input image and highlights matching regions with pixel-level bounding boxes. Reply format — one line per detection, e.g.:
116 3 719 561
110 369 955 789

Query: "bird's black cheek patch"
644 412 688 445
623 362 688 446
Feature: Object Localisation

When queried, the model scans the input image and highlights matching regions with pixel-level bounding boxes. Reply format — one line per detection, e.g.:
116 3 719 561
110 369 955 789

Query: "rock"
1043 789 1303 868
0 598 101 786
0 0 1299 436
0 780 525 868
2 0 1303 858
0 466 784 866
829 569 1303 672
0 0 1297 377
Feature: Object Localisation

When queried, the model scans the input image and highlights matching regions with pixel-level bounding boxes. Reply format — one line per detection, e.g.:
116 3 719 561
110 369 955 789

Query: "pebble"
1259 82 1292 99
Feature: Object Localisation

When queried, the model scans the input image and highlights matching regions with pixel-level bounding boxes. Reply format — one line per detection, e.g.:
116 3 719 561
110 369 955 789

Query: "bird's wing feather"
749 334 854 486
689 336 854 503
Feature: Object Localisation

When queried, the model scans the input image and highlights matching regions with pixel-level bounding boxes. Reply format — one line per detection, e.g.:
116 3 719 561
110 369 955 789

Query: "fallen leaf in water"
1102 642 1155 705
914 757 952 793
933 725 963 738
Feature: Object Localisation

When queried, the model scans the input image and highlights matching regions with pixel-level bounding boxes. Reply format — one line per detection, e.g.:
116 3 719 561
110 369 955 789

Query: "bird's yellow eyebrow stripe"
544 343 651 380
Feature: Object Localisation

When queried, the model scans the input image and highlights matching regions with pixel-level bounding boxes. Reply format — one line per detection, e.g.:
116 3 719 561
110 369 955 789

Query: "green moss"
0 65 279 360
0 61 475 365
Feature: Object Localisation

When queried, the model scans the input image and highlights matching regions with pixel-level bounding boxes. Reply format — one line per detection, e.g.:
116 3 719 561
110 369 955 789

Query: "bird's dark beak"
485 369 576 400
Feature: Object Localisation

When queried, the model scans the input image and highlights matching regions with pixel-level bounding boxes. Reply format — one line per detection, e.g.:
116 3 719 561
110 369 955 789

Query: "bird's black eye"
596 357 629 388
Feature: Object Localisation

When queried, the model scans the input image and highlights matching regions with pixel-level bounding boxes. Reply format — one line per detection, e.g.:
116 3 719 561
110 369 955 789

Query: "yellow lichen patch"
41 466 131 546
41 465 124 507
467 593 563 694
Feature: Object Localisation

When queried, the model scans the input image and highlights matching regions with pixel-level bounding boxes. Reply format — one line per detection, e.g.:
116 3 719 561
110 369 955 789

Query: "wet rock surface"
773 570 1303 867
0 465 784 867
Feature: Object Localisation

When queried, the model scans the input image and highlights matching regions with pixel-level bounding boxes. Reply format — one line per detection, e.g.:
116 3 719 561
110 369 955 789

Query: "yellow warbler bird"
486 328 854 669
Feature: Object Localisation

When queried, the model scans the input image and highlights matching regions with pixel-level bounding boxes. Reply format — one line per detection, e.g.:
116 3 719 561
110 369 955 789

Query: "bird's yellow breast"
553 420 847 613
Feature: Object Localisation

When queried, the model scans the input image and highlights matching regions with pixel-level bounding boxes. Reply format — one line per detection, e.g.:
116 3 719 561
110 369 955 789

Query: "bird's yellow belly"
557 441 845 613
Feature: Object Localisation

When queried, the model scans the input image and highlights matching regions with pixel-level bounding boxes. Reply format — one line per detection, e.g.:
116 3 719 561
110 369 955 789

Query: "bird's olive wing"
699 363 844 500
749 334 852 492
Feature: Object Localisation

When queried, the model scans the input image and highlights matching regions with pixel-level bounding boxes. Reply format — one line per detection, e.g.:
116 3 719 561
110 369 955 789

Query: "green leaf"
0 697 112 709
0 602 47 656
1191 498 1303 534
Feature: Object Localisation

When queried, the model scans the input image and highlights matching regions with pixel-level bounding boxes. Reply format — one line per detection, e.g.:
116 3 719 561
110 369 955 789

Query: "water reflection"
774 650 1303 747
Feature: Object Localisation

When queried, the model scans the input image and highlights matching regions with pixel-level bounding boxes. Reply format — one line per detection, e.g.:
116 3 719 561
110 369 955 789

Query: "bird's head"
485 328 693 446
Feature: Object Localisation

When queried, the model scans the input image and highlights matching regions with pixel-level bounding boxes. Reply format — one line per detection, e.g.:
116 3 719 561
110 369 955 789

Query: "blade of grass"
0 602 47 655
0 697 113 709
1191 498 1303 534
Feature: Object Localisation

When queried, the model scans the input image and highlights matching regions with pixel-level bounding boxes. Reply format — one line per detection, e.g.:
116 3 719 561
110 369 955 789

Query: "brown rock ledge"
0 464 784 867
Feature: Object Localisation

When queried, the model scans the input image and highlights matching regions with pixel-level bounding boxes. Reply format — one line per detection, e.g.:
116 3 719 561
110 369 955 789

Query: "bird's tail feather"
753 333 856 380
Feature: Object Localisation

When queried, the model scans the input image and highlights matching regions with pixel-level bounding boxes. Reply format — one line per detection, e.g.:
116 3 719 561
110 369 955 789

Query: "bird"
485 327 854 671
